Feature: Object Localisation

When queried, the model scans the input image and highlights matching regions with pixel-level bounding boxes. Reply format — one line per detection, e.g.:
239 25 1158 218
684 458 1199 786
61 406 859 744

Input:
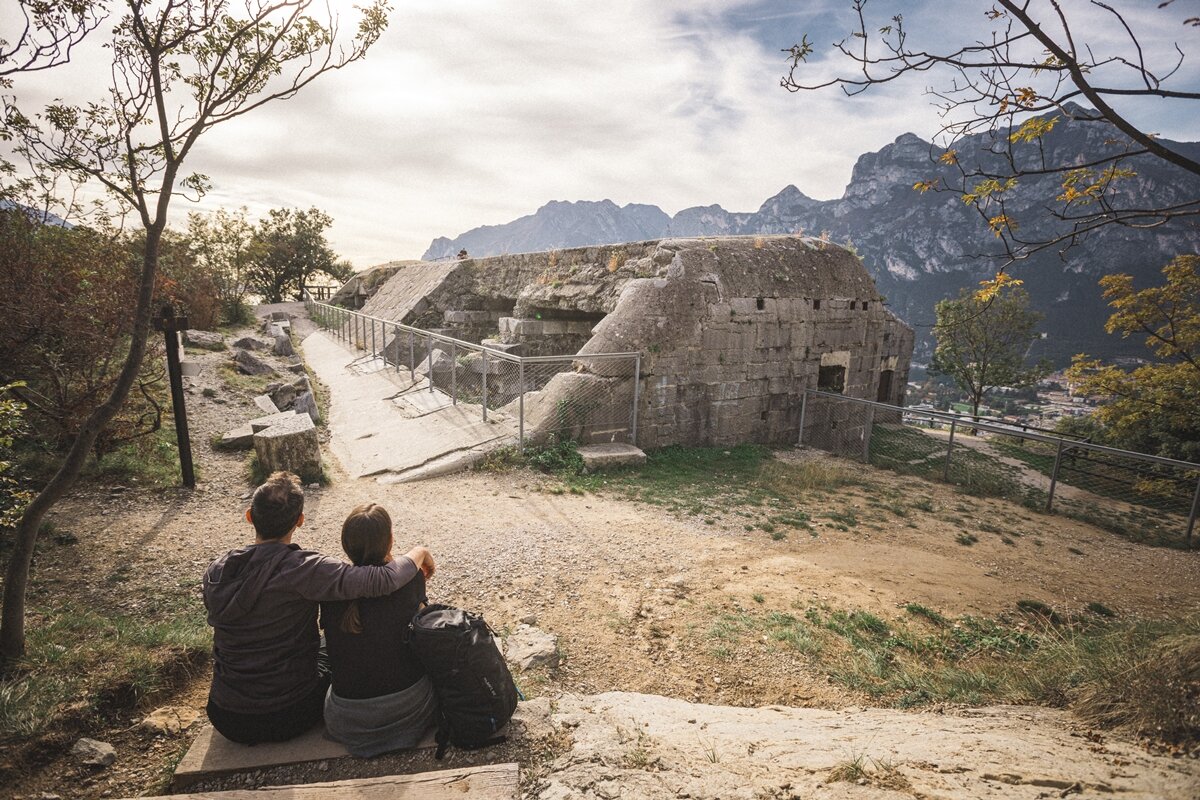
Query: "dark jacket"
321 572 428 700
203 541 417 713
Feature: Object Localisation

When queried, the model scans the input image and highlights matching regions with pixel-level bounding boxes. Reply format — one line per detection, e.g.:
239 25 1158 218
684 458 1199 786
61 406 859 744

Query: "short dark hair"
250 471 304 540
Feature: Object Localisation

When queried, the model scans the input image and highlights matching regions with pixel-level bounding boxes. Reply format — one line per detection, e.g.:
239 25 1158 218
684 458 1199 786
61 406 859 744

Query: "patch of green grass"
752 593 765 604
1086 602 1116 618
826 510 859 528
1016 599 1062 624
217 363 275 396
904 603 948 626
955 532 979 546
0 596 210 740
912 497 935 513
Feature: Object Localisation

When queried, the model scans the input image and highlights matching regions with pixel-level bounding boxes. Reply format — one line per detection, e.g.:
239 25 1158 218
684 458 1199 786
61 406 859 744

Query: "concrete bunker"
338 236 914 448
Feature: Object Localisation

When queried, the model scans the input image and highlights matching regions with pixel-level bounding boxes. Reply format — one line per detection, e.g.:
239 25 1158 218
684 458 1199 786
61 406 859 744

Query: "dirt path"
7 304 1200 799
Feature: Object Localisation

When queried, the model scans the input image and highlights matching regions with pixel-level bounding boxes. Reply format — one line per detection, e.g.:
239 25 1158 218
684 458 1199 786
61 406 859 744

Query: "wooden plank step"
172 723 436 790
125 763 518 799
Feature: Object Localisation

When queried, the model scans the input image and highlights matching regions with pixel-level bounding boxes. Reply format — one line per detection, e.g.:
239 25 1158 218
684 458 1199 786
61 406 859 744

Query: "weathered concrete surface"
578 443 646 470
301 331 514 481
253 413 321 483
345 237 914 450
533 693 1199 800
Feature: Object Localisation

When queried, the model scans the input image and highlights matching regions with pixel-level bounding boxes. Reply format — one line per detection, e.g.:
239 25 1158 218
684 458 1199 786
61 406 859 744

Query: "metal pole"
630 354 641 445
518 360 525 447
156 305 195 489
862 404 875 463
481 349 489 422
1046 438 1066 513
450 341 457 404
427 334 434 393
1187 474 1200 550
371 317 376 359
408 330 415 384
394 325 401 372
943 419 957 482
797 389 808 446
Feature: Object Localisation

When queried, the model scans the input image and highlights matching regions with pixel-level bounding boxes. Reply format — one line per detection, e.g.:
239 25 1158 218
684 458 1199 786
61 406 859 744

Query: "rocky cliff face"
422 113 1199 364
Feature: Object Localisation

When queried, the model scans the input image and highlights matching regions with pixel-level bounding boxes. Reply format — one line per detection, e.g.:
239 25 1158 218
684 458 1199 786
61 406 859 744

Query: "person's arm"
291 553 419 602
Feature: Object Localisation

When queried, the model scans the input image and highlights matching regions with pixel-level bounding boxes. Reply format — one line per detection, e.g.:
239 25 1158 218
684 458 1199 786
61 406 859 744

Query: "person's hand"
406 546 435 579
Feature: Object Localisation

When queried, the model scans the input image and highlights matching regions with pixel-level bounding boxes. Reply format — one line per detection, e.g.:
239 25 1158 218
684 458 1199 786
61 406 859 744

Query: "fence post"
340 309 346 343
450 341 457 403
862 404 875 463
1186 473 1200 550
481 350 489 422
1046 438 1066 513
943 419 957 482
630 354 641 445
797 390 808 446
408 331 415 384
427 335 434 393
518 360 525 447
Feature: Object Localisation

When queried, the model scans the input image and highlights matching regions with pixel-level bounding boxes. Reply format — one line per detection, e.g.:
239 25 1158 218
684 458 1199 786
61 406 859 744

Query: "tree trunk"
0 226 164 672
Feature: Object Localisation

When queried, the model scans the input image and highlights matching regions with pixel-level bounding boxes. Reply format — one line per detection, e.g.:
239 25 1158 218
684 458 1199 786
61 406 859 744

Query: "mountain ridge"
422 114 1200 364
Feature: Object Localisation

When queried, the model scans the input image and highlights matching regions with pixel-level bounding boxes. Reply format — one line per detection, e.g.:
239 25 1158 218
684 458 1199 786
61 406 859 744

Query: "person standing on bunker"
202 471 436 744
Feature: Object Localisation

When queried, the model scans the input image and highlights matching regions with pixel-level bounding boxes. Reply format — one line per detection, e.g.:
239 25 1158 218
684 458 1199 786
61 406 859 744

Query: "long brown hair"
339 503 393 634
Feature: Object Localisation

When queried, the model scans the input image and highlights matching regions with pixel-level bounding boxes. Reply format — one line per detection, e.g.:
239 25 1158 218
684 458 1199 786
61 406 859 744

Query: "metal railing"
798 389 1200 549
304 296 641 447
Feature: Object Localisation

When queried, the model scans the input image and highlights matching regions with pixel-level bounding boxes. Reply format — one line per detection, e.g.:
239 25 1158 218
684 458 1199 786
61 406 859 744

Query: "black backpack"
410 603 520 759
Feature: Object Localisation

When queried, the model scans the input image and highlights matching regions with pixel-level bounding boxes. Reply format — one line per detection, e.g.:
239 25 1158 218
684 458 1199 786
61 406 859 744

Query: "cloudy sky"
4 0 1198 267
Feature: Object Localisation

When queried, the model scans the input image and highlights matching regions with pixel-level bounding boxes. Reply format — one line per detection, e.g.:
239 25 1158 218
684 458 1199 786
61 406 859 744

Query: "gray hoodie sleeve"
288 554 419 602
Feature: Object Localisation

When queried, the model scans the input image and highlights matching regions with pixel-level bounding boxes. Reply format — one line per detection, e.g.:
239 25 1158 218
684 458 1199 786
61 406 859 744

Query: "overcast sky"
4 0 1198 268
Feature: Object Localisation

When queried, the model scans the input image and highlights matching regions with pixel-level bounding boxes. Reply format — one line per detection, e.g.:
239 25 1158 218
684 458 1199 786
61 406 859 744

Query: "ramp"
301 331 516 481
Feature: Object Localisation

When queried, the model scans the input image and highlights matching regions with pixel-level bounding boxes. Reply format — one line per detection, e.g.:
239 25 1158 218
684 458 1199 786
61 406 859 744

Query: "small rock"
286 361 307 374
519 612 538 625
232 336 268 351
504 625 559 671
71 737 116 767
292 391 321 424
141 706 199 735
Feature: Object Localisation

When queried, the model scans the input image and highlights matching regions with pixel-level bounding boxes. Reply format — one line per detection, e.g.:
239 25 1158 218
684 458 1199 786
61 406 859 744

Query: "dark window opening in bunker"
812 299 821 310
862 301 869 311
756 297 765 310
527 306 607 324
877 369 894 403
818 365 845 394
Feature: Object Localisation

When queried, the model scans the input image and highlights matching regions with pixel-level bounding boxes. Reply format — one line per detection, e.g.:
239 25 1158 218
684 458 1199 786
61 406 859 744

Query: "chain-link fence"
799 389 1200 549
304 296 641 446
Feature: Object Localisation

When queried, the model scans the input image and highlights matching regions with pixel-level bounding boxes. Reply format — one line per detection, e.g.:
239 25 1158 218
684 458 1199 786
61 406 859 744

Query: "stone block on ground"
71 737 116 767
268 383 296 410
503 625 559 671
218 425 255 451
415 348 455 377
286 361 307 374
234 348 276 376
253 394 279 414
578 443 646 470
180 359 203 377
253 413 321 482
273 332 295 357
249 410 299 432
232 336 268 350
292 390 321 424
184 329 225 351
292 375 311 393
270 311 291 321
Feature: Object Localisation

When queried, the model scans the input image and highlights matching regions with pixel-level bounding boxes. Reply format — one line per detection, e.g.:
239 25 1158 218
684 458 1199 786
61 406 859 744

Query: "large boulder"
292 390 321 424
234 348 276 376
253 413 321 483
184 329 225 351
272 332 295 357
268 382 297 410
232 336 268 351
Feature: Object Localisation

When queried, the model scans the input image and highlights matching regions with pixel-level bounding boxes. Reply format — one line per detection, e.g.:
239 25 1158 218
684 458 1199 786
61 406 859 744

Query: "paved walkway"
300 330 516 482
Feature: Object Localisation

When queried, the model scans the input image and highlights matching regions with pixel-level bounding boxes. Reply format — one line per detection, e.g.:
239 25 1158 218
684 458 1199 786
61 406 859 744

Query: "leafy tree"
782 1 1200 263
932 281 1049 419
0 384 32 535
246 207 352 303
1067 255 1200 462
0 0 389 668
188 207 259 325
0 209 167 459
0 0 101 83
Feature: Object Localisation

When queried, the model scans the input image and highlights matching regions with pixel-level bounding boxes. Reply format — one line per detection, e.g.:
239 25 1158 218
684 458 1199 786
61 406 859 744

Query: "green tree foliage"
0 0 389 667
783 2 1200 263
187 207 258 325
932 281 1049 418
1068 256 1200 462
0 210 166 459
246 207 351 303
0 384 32 535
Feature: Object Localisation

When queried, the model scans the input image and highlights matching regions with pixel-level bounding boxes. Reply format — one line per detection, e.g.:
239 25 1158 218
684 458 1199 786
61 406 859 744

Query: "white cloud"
3 0 1196 267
